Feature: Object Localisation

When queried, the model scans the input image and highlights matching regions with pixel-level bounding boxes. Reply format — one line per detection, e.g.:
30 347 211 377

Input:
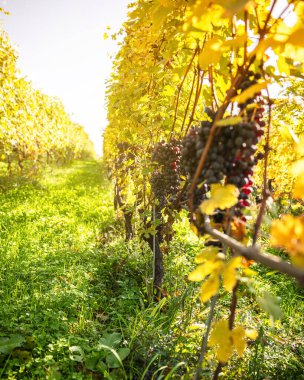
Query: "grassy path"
0 161 139 379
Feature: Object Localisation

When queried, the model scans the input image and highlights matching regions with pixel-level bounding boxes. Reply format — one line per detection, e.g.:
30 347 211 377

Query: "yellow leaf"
216 116 243 127
195 247 220 263
209 319 233 363
198 38 223 69
200 184 239 214
198 34 247 70
185 1 225 33
291 255 304 268
287 28 304 48
213 184 239 208
217 0 253 15
222 256 242 291
271 215 304 262
188 260 223 282
245 329 258 340
200 199 217 215
292 159 304 177
231 326 246 356
209 320 230 347
243 268 257 277
190 223 200 236
103 33 109 40
279 125 299 143
152 5 170 29
222 34 247 49
297 136 304 155
284 44 304 63
158 0 172 7
199 274 220 303
217 344 234 363
162 85 175 97
293 176 304 199
231 82 269 104
209 320 250 362
277 56 290 76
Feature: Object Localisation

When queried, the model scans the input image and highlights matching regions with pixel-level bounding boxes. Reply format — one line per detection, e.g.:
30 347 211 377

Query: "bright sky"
0 0 130 156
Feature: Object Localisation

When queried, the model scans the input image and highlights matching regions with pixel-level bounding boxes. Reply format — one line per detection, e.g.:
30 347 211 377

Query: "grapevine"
104 0 304 377
0 29 94 171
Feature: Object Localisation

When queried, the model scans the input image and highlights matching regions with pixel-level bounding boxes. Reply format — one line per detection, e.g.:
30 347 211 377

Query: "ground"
0 160 303 379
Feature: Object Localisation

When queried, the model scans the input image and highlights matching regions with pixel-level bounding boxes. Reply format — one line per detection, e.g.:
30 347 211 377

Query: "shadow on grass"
0 159 109 192
55 160 110 190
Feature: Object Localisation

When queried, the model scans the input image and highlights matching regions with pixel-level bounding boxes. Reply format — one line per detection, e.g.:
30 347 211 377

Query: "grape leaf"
217 0 252 15
195 247 220 263
231 82 269 104
222 256 242 291
198 38 223 69
188 260 223 282
231 326 246 356
292 158 304 176
287 28 304 48
209 320 233 363
200 273 220 302
216 116 243 127
293 176 304 199
200 184 239 215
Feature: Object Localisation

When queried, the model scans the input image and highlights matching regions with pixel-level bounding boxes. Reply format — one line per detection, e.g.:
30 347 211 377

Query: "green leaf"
85 353 101 371
96 360 108 373
97 344 124 369
0 335 25 354
99 332 122 348
106 347 130 369
69 346 84 363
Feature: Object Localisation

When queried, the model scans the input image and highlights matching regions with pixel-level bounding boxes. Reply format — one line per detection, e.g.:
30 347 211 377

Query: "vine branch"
194 217 304 286
171 47 198 135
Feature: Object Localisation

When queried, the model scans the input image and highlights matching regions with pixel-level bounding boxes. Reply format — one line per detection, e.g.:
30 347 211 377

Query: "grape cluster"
225 71 267 213
180 71 267 217
151 139 182 209
114 142 137 171
181 110 226 207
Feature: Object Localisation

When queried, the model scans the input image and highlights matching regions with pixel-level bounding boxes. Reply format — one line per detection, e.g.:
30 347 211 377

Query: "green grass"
0 161 125 379
0 161 303 379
